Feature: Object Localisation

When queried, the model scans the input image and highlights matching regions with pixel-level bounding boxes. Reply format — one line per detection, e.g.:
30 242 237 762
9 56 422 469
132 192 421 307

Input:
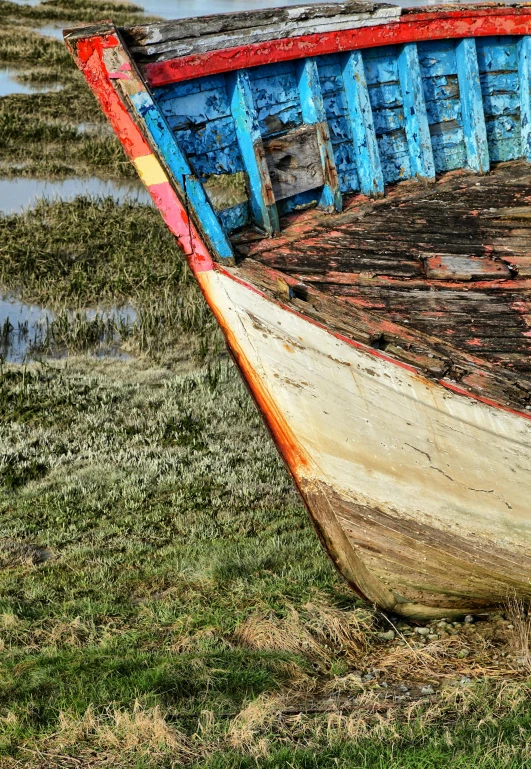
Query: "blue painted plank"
257 102 301 137
455 38 490 173
367 82 403 110
476 37 518 73
422 75 459 103
418 41 458 78
158 88 231 128
173 116 237 155
518 36 531 161
129 90 234 261
425 97 461 125
225 69 279 235
187 144 245 178
341 50 384 197
277 188 321 217
398 43 435 180
219 202 249 233
296 57 342 212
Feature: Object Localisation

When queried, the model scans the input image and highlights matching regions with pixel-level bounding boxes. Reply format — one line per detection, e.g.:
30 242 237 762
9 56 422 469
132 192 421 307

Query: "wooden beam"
141 10 531 88
101 43 234 263
341 50 383 197
226 70 279 235
518 36 531 162
397 43 435 181
296 57 342 212
456 37 489 174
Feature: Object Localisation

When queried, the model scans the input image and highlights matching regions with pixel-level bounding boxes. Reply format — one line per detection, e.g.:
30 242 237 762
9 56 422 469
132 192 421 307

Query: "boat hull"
198 267 531 618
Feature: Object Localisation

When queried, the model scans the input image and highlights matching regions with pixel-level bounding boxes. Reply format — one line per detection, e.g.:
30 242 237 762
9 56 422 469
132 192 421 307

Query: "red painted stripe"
146 10 531 87
215 265 531 423
69 33 214 275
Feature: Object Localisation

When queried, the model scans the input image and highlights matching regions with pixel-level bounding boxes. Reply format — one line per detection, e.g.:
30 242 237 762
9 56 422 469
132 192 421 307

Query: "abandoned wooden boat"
65 1 531 619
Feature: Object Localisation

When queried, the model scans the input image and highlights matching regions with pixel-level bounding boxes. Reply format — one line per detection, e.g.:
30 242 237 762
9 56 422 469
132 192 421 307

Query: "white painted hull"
198 267 531 618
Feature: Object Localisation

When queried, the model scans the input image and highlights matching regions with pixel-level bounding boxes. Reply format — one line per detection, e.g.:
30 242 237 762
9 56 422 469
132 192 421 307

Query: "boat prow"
65 1 531 618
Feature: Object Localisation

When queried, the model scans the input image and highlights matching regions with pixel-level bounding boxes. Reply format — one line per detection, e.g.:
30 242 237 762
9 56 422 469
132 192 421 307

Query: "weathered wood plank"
420 253 512 280
263 125 324 201
455 38 490 173
341 50 384 197
226 70 279 234
398 43 435 180
296 57 342 212
101 45 234 262
124 3 401 61
518 35 531 162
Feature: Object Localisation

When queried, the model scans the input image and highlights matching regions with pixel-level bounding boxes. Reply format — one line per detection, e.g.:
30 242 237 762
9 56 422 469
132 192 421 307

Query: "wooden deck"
235 161 531 384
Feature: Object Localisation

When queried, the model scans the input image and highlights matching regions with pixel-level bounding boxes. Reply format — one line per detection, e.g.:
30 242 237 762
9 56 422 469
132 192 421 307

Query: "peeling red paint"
67 31 214 276
146 10 531 86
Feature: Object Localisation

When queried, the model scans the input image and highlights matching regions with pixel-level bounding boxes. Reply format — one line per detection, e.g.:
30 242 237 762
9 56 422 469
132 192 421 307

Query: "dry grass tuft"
228 693 288 755
233 597 373 672
48 701 197 764
506 596 531 672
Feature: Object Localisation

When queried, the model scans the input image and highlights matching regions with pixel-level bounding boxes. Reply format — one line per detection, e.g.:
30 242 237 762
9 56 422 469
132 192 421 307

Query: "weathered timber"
226 70 279 234
263 126 325 202
238 162 531 378
456 38 490 173
123 3 401 62
397 43 435 180
296 57 342 212
341 50 384 197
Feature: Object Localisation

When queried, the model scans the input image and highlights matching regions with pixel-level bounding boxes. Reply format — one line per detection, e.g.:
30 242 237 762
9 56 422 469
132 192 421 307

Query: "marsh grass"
0 197 222 361
0 0 154 179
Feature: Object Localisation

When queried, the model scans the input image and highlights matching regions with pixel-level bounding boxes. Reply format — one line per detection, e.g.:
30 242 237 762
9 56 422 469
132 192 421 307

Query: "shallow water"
34 23 67 41
0 294 138 363
0 68 62 97
0 178 152 215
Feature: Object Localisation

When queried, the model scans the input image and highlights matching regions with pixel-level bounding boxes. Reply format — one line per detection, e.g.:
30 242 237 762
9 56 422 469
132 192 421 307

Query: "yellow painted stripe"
133 153 168 187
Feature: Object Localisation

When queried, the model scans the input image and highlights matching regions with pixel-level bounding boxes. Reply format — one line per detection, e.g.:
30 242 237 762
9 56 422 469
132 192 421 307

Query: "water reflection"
0 294 137 363
0 68 62 97
0 178 152 215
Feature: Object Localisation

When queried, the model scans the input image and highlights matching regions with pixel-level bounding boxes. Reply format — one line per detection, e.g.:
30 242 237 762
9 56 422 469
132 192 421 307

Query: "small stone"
460 676 472 686
457 649 470 658
428 633 439 641
507 623 514 630
415 627 430 636
464 615 474 624
377 630 395 641
397 684 409 692
421 685 435 695
437 621 447 628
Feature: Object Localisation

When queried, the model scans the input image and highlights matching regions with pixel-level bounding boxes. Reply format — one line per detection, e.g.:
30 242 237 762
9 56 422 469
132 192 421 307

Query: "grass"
0 358 531 767
0 197 221 361
0 0 154 179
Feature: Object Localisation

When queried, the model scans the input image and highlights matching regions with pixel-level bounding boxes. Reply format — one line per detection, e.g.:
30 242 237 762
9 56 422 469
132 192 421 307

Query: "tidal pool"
0 68 62 97
0 294 138 363
0 178 152 215
34 23 68 40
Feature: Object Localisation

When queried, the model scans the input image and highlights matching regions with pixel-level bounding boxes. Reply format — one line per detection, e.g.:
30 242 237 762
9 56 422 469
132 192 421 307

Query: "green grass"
0 197 221 360
0 358 530 768
0 0 154 179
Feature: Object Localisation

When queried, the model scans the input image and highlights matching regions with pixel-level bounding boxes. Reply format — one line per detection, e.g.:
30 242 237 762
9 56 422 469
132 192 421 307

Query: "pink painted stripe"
149 181 214 272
